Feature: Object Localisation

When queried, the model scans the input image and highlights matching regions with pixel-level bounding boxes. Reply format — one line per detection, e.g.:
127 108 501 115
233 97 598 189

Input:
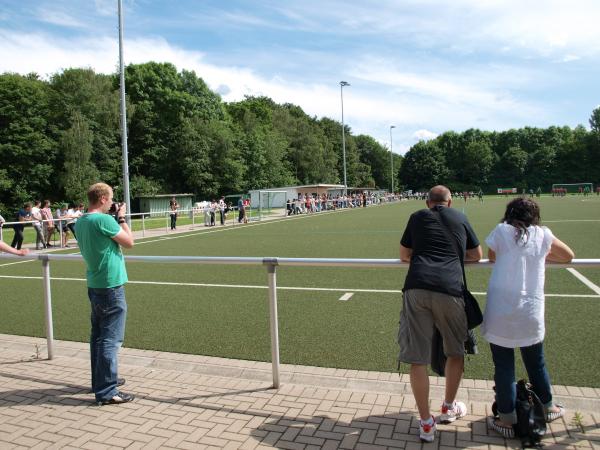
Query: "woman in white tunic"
483 197 574 438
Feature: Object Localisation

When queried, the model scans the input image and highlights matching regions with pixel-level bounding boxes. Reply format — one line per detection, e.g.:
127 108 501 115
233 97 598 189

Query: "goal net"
256 190 288 221
551 183 593 194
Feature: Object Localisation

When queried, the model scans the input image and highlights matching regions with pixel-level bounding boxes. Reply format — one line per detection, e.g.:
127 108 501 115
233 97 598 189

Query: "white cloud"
413 129 438 141
0 28 546 150
36 8 86 28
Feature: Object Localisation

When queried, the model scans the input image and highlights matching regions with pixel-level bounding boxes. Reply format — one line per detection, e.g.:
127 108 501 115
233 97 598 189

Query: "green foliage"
1 64 599 211
0 73 56 210
61 111 100 203
400 140 449 190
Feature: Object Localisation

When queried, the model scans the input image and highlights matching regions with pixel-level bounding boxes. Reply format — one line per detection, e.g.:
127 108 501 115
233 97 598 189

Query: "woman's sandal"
488 417 515 438
546 404 565 423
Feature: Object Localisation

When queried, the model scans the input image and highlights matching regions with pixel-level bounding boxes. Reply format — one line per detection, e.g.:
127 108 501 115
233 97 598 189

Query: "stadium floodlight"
118 0 132 224
390 125 396 194
340 81 350 195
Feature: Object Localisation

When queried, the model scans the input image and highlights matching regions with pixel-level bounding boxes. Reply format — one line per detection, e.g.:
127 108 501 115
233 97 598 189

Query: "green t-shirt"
76 213 128 288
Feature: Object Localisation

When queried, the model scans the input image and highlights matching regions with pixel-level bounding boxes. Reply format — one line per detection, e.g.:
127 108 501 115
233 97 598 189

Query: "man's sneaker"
97 391 134 406
419 416 437 443
439 401 467 423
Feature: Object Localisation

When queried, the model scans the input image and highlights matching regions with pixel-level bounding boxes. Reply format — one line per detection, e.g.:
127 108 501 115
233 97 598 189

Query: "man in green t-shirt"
77 183 135 405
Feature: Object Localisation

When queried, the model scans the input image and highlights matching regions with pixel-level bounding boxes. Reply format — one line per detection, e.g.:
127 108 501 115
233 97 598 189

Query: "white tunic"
481 223 554 348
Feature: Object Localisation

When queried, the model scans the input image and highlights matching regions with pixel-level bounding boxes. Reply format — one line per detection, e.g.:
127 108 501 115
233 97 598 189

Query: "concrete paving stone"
314 430 346 440
373 437 407 448
322 438 344 450
274 440 305 450
354 443 388 450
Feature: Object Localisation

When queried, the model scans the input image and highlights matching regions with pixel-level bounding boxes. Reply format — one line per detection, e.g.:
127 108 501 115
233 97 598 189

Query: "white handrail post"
142 214 146 237
191 208 195 229
264 258 280 389
41 255 55 359
59 222 64 248
166 213 169 233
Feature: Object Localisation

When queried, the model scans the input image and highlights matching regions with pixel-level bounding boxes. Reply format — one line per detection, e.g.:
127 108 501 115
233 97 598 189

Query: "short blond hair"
87 183 112 205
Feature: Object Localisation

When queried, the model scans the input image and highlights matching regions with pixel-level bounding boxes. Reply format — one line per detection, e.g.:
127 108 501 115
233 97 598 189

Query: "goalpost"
256 190 288 221
551 183 593 195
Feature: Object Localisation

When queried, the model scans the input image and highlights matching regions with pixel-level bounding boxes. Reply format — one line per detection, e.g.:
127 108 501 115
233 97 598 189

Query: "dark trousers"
67 223 77 239
170 213 177 230
11 225 24 249
210 212 215 226
88 286 127 402
490 342 553 423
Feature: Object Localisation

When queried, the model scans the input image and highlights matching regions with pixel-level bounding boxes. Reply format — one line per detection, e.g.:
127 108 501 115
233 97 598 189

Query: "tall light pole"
118 0 131 224
389 125 396 194
340 81 350 195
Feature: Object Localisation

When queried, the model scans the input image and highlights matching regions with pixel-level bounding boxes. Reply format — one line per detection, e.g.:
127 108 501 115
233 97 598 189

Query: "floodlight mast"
340 81 350 195
118 0 131 225
390 125 396 194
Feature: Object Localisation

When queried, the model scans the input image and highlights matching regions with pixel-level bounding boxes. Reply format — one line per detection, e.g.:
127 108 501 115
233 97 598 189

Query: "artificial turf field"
1 195 599 387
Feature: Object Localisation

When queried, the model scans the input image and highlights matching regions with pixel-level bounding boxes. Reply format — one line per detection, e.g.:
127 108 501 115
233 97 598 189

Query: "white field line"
338 292 354 301
0 259 35 267
0 275 598 298
544 219 600 223
566 268 600 295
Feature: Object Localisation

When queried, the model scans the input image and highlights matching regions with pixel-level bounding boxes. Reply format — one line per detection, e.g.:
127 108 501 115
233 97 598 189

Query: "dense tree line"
400 115 600 193
0 63 398 214
1 62 599 214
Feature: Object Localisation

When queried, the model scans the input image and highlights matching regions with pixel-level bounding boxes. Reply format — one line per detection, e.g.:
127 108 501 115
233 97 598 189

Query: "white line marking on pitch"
338 292 354 301
0 275 598 298
566 268 600 295
544 219 600 223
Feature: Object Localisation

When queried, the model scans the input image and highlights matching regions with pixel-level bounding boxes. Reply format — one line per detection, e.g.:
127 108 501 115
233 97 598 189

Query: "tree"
60 112 100 203
399 140 448 190
0 73 56 210
490 145 528 188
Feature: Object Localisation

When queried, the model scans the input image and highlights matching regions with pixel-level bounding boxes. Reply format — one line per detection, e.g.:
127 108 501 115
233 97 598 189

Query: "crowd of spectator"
0 200 84 250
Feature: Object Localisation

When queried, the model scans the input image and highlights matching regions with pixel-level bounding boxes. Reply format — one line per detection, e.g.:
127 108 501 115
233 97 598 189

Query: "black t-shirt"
400 205 480 297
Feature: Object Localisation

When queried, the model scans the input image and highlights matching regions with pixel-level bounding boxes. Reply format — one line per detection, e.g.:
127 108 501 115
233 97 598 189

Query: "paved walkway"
1 334 598 449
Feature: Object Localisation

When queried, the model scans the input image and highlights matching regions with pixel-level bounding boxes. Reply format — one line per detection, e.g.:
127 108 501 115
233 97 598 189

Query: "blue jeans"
88 286 127 402
490 342 553 424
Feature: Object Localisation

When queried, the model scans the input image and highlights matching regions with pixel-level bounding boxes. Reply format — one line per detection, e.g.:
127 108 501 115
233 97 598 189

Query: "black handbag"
430 209 483 329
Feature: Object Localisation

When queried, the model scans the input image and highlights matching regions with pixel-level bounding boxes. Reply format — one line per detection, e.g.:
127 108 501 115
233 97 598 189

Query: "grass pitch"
1 194 599 387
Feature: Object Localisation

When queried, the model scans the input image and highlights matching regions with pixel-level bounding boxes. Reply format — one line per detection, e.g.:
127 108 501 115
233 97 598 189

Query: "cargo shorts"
397 288 467 365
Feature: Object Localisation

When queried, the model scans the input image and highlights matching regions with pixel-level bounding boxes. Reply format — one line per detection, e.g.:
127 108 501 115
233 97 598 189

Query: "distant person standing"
210 200 217 226
40 200 55 247
218 197 226 225
239 197 247 222
169 197 179 230
77 183 135 405
11 202 32 250
31 200 46 250
477 190 484 203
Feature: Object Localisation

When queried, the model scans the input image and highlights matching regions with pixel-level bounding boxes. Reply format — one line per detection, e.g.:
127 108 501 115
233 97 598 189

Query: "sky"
1 0 599 154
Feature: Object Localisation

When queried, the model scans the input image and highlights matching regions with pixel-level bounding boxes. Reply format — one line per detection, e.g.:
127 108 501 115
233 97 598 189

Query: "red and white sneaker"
439 401 467 423
419 416 437 443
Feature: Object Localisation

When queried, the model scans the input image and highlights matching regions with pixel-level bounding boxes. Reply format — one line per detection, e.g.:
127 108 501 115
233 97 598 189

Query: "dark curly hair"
502 197 541 243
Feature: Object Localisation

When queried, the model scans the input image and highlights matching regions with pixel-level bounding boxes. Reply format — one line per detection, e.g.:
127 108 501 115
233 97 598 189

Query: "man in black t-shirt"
398 185 482 442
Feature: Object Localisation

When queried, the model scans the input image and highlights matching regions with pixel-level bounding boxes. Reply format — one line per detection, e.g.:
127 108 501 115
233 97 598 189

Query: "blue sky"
1 0 599 153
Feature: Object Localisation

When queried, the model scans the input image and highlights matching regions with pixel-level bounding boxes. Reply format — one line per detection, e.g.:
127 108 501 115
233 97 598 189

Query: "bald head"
427 185 451 205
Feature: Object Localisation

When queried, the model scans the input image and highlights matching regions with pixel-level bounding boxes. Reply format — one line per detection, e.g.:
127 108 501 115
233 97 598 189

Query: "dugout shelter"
137 194 194 217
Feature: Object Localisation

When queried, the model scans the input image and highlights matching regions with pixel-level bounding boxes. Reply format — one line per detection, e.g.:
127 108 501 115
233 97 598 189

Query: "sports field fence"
1 253 598 389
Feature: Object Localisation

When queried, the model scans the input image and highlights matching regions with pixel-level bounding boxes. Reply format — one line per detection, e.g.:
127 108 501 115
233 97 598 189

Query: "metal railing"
0 253 599 388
